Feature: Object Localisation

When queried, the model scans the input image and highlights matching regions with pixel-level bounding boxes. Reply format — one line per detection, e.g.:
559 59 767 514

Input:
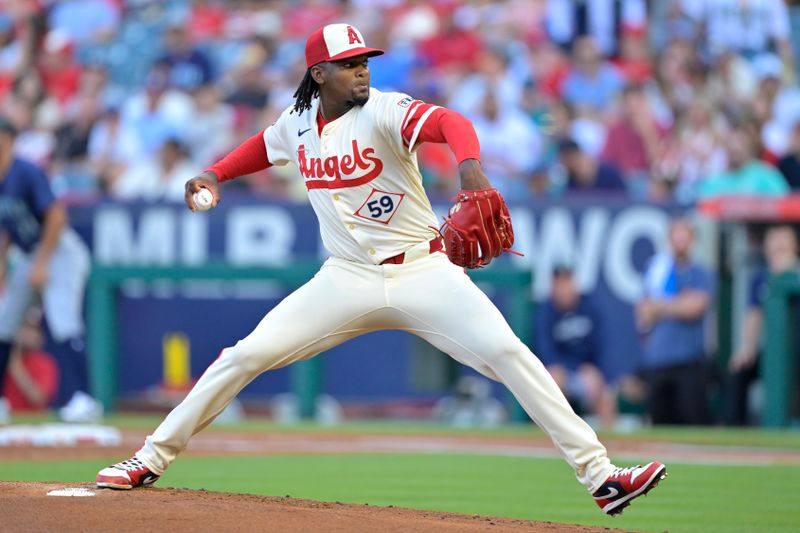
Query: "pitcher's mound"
1 481 624 532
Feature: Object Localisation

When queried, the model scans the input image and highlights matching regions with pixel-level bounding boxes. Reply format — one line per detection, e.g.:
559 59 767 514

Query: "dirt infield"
3 426 799 532
1 481 620 533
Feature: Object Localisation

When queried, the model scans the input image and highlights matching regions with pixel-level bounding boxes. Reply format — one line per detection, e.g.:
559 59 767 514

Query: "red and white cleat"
96 456 160 490
593 461 667 515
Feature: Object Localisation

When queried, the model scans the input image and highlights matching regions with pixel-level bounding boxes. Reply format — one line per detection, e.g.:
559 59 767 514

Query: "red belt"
381 238 443 265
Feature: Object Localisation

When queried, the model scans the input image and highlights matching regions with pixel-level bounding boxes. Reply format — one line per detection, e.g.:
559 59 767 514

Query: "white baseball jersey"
263 89 440 264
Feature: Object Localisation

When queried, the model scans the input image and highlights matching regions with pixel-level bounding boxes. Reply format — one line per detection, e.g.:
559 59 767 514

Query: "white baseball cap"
305 23 383 69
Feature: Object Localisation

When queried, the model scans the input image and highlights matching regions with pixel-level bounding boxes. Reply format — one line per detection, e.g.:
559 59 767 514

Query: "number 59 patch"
354 189 404 224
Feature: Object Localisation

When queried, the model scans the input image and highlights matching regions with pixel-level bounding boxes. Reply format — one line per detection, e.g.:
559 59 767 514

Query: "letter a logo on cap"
347 25 362 45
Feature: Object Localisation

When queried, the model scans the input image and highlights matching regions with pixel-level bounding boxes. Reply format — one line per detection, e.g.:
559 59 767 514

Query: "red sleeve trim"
404 107 481 164
206 130 271 182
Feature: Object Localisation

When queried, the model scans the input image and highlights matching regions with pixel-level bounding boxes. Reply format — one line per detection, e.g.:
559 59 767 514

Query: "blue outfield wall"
68 194 674 402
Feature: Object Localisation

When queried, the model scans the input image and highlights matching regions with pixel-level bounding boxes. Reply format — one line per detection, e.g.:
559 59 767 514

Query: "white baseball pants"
138 252 614 492
0 228 90 342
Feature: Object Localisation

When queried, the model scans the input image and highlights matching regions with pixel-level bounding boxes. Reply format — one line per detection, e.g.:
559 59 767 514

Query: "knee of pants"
480 340 529 370
218 342 269 375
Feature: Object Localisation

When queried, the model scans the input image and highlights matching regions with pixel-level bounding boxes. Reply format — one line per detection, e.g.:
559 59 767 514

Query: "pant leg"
138 258 388 474
41 229 90 341
644 368 676 425
0 249 34 342
724 360 759 426
384 254 614 493
676 359 711 426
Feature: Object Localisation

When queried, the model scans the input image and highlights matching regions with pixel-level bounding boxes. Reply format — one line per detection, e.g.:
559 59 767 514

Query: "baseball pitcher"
97 24 665 515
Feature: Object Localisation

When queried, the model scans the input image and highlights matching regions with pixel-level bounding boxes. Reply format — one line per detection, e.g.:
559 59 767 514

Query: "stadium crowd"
0 0 798 204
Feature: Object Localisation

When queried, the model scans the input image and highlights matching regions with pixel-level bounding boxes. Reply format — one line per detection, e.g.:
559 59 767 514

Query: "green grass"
3 453 799 532
11 412 800 449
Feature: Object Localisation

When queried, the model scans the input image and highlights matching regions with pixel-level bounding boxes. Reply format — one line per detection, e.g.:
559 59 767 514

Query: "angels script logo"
297 140 384 190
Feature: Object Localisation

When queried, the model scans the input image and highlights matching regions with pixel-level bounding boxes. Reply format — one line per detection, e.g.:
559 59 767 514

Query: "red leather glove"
441 188 514 269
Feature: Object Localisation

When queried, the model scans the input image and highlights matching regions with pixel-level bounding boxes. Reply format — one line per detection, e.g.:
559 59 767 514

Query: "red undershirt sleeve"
205 130 271 182
401 105 481 164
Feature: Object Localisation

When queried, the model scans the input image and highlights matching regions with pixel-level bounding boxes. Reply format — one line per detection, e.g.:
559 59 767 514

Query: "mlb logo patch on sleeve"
397 97 413 108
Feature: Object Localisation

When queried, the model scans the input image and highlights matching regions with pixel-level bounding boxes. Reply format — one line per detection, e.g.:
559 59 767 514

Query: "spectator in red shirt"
3 309 58 412
613 27 652 84
417 10 483 72
601 83 667 195
38 30 82 106
188 0 227 43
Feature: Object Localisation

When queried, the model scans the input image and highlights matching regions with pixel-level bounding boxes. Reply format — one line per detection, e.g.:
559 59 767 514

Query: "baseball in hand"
193 188 214 211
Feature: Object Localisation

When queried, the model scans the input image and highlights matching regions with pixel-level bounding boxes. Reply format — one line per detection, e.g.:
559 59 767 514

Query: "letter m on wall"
94 207 177 265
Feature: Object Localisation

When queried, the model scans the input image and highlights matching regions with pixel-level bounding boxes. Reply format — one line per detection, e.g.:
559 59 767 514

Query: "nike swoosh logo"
593 487 619 500
298 128 312 137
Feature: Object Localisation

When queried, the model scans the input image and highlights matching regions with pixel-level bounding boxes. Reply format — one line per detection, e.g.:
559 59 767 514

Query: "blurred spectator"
2 307 58 413
468 87 542 201
656 96 728 203
0 10 39 98
184 84 235 167
447 47 528 116
557 138 625 193
48 0 121 45
87 107 140 194
158 24 215 93
390 0 441 44
38 30 82 106
636 217 714 425
613 26 652 84
112 137 195 201
697 128 789 198
560 36 624 113
601 83 667 196
118 62 193 160
222 36 272 135
536 265 617 427
682 0 794 74
545 0 647 57
282 0 343 40
725 225 799 425
187 0 227 43
528 41 571 102
51 93 102 196
417 9 483 72
649 39 699 122
778 121 800 188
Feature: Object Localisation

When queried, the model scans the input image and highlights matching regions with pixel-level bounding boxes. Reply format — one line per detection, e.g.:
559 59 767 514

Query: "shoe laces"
611 465 641 477
113 457 148 471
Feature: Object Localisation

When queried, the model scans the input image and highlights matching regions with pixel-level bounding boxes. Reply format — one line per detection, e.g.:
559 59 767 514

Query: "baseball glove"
441 188 515 269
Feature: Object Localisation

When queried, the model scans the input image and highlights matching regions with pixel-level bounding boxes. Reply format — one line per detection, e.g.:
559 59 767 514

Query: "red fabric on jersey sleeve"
205 130 271 182
401 103 480 163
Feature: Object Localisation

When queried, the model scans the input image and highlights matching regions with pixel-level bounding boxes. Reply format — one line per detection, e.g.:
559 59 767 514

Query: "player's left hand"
441 188 515 269
29 259 49 290
185 171 221 212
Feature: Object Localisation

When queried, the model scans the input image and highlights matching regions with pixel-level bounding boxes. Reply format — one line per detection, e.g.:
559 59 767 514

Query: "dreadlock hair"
292 69 319 116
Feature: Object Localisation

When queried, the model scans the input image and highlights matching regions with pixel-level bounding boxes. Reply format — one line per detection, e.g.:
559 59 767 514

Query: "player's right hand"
185 172 221 212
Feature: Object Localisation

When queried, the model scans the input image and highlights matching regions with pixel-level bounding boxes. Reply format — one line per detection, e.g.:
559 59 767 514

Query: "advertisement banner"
68 194 672 399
